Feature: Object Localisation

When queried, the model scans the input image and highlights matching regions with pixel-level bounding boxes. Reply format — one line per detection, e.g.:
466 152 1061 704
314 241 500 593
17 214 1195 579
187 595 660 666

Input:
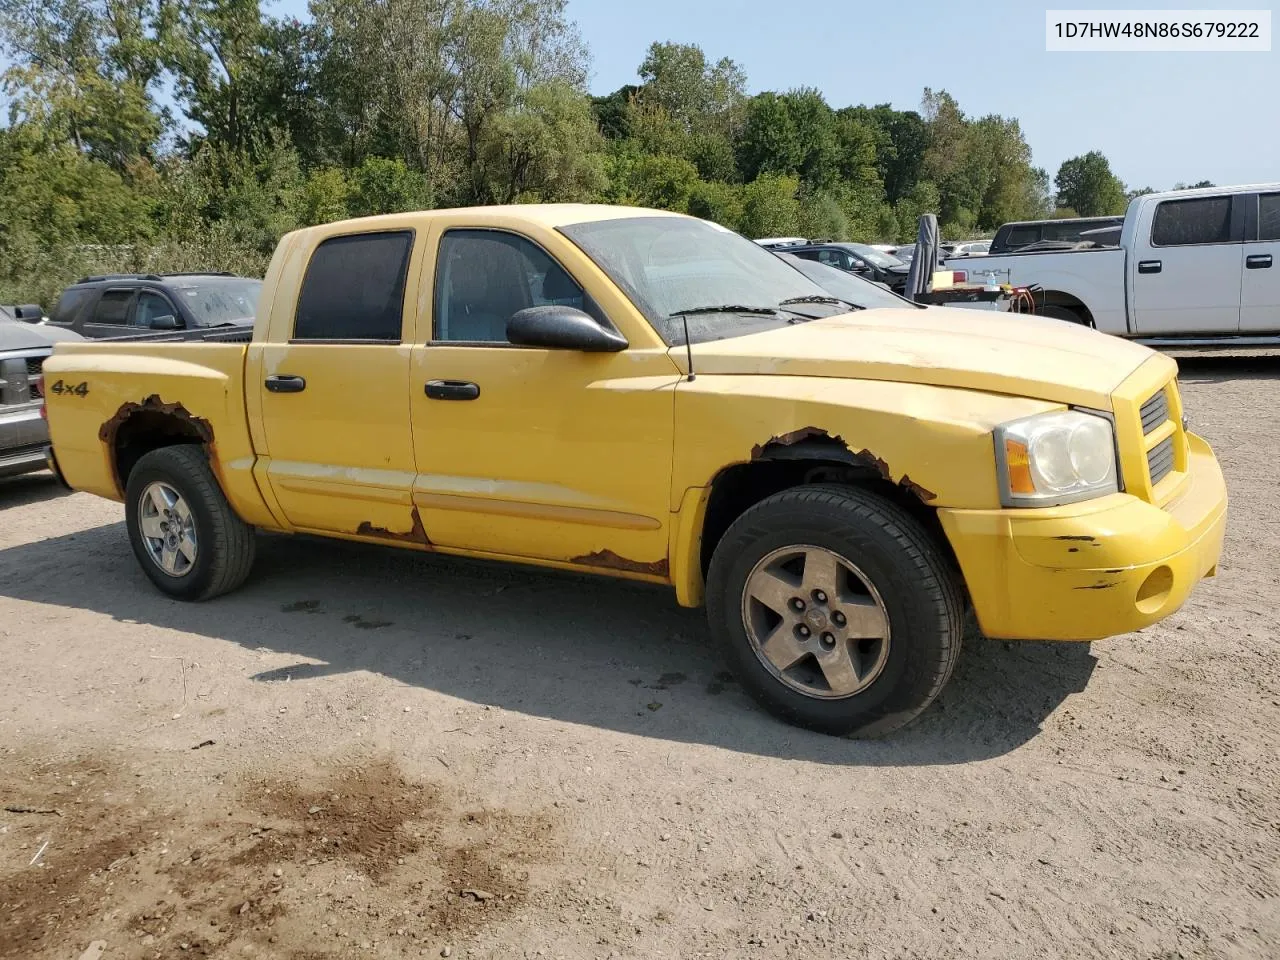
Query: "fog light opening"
1135 565 1175 615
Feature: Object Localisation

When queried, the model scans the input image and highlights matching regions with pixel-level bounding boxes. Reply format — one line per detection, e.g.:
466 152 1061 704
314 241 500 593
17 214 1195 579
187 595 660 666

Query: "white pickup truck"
945 183 1280 345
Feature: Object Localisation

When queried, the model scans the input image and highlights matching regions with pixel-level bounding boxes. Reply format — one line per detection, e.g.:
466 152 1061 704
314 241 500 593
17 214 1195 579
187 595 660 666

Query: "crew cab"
43 205 1228 738
946 183 1280 343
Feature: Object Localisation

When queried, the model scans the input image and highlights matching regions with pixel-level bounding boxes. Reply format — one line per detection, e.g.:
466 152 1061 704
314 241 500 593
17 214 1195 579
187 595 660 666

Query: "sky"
291 0 1280 192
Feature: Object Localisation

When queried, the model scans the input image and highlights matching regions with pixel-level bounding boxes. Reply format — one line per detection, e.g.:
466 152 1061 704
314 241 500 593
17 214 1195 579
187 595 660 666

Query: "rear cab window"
1151 196 1233 246
294 231 413 341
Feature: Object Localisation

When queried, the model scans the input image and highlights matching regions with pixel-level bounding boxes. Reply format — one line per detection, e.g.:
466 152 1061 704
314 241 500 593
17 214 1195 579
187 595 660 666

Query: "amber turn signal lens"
1005 438 1034 494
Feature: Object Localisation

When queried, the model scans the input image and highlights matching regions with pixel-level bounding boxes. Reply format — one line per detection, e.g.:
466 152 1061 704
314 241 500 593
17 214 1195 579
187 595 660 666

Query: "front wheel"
125 445 256 601
705 485 964 738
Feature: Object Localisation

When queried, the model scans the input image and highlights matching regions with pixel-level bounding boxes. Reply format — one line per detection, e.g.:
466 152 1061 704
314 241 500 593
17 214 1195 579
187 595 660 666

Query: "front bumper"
0 403 51 479
938 432 1227 641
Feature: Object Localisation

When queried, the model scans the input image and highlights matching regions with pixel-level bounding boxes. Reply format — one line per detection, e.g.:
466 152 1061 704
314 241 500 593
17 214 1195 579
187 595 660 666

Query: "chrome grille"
1139 390 1169 434
1148 436 1175 486
25 357 43 377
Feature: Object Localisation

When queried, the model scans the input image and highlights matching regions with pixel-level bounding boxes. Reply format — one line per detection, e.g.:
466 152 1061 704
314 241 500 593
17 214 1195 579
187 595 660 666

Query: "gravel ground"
1 354 1278 960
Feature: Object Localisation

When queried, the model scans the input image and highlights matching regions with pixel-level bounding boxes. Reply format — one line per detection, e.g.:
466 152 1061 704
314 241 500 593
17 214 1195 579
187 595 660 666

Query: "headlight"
995 410 1119 506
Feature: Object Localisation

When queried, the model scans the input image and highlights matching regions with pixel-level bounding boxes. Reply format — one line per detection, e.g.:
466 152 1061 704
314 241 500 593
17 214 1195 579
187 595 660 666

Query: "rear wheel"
1037 304 1089 326
125 445 256 601
705 484 964 738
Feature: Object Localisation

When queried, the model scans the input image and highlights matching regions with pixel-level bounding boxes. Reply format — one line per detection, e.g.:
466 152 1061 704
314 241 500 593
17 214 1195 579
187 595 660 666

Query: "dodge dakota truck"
42 204 1228 737
946 182 1280 345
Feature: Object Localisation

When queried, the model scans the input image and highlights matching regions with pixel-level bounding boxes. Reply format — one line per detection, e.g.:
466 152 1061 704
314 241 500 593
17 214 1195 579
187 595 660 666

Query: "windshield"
845 243 906 269
559 216 840 344
779 255 919 310
171 278 262 327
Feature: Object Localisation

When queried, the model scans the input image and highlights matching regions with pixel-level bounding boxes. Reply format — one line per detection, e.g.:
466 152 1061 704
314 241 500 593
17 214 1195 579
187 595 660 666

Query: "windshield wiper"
668 305 780 317
778 295 861 310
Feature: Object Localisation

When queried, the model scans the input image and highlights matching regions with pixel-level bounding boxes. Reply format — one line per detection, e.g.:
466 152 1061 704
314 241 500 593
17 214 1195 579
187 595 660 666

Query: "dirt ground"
2 354 1278 960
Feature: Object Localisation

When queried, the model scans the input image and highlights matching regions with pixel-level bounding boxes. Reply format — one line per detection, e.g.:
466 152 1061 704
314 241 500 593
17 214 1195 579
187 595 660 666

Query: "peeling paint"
570 549 669 577
1074 582 1118 591
897 475 937 503
852 448 892 481
1054 535 1097 543
355 507 431 546
750 426 845 460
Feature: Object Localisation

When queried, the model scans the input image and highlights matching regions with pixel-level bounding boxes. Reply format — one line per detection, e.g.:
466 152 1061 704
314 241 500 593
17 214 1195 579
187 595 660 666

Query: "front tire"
705 484 963 738
125 445 256 601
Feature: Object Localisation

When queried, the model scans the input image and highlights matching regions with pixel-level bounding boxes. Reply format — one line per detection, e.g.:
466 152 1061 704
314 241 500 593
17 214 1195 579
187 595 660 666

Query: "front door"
409 227 678 572
1241 191 1280 333
1131 194 1243 335
253 229 421 536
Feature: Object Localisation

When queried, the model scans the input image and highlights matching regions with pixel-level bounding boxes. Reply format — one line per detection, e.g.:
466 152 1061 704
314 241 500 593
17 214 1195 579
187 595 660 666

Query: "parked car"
45 273 263 339
949 240 992 257
775 253 912 306
987 216 1124 256
944 183 1280 342
1 311 83 479
44 204 1226 738
761 241 912 292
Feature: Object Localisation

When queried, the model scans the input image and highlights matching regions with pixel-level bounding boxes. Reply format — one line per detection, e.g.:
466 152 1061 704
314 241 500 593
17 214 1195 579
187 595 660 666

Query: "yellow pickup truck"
42 204 1228 737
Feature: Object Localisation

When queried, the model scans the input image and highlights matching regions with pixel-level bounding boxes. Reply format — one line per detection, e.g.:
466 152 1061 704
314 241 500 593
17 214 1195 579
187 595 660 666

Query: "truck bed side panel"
42 342 278 527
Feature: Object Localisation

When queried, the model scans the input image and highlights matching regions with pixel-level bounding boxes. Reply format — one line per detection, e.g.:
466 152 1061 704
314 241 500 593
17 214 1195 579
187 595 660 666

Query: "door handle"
1246 254 1274 269
265 375 306 393
425 379 480 401
1137 260 1162 274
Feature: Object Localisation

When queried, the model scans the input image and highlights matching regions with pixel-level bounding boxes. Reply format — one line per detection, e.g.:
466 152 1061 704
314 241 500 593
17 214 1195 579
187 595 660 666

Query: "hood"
685 307 1159 408
0 319 84 351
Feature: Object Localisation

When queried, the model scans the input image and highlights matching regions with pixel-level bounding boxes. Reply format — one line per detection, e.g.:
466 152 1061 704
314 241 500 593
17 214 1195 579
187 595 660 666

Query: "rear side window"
294 230 413 341
1151 197 1233 246
51 288 93 324
1259 193 1280 242
92 289 133 325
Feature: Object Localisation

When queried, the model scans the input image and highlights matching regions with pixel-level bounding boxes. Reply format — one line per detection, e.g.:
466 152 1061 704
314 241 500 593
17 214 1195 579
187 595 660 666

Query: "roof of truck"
297 204 689 238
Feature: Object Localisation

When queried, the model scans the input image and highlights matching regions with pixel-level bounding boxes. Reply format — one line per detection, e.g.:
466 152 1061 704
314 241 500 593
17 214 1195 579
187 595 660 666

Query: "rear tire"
125 445 256 601
1037 304 1089 326
705 484 964 738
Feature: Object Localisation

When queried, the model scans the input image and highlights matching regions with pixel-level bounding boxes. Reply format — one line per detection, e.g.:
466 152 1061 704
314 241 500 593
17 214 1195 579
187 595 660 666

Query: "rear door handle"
1137 260 1162 274
265 374 306 393
1246 254 1273 269
425 380 480 401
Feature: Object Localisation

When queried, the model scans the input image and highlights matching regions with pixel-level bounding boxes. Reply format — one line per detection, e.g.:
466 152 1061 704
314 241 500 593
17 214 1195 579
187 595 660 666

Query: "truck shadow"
0 522 1097 766
0 471 71 508
1173 353 1280 383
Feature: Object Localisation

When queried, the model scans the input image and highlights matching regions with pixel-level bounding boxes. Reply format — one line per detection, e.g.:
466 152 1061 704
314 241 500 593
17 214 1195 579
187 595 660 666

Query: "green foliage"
1055 151 1128 217
0 0 1152 304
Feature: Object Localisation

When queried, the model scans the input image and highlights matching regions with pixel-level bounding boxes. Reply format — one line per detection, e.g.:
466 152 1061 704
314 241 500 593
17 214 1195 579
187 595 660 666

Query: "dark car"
761 241 912 292
0 310 83 479
775 253 918 310
46 273 263 338
987 216 1124 256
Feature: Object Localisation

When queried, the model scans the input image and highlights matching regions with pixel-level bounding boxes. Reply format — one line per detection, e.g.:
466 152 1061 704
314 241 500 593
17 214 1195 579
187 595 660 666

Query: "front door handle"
1246 254 1274 269
1137 260 1162 274
265 374 306 393
425 380 480 401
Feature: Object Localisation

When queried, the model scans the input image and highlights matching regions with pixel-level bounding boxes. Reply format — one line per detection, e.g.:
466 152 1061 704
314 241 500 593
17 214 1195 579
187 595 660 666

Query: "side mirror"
507 305 627 353
149 314 181 330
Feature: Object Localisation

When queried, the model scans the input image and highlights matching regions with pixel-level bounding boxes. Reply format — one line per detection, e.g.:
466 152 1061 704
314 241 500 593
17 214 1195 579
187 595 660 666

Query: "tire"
1037 304 1089 326
125 445 256 601
705 484 964 738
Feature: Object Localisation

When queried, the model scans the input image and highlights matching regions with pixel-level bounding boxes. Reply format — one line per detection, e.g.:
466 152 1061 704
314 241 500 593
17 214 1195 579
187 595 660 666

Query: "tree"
739 173 799 238
736 93 801 181
1054 151 1127 216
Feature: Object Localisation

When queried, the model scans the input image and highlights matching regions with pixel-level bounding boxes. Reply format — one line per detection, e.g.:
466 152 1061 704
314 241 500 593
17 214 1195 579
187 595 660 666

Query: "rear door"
1129 194 1243 335
252 229 423 536
1241 191 1280 333
81 287 139 338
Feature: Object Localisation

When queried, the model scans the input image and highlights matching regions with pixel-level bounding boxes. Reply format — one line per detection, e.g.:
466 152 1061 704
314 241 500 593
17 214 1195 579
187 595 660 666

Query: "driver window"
434 230 585 343
134 291 178 328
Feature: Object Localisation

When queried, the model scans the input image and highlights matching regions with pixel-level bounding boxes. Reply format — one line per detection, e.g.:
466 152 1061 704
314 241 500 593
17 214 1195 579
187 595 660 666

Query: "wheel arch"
100 395 217 498
1037 290 1095 327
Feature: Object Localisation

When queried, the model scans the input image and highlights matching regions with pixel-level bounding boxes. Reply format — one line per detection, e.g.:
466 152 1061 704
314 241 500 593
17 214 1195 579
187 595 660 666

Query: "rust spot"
1074 582 1118 591
897 475 937 503
852 448 892 482
1054 535 1097 543
750 427 846 460
356 507 431 546
570 549 669 578
1067 547 1080 554
100 395 216 497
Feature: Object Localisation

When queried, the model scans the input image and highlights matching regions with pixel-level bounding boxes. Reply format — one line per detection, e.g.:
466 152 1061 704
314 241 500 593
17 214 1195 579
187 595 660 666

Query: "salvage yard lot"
1 355 1278 960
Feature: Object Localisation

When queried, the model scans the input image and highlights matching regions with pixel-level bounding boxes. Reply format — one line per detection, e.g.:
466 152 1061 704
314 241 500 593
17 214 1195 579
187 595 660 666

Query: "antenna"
681 314 696 382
